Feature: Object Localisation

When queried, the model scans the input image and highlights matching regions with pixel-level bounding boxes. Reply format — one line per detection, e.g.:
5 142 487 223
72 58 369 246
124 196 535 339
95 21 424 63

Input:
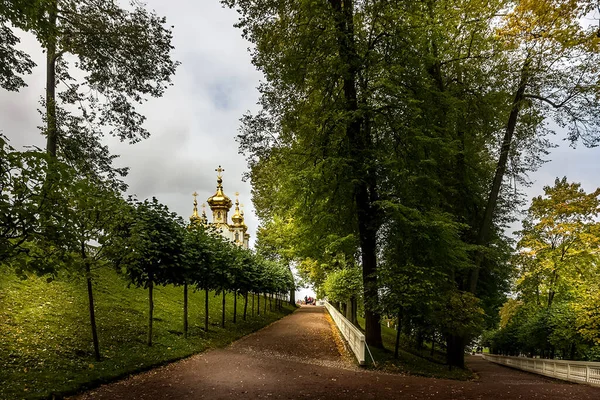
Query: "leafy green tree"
107 197 184 346
515 178 600 308
323 266 361 324
181 224 210 337
255 217 298 305
210 237 235 328
236 249 260 320
3 0 178 182
0 135 79 274
435 290 486 361
187 226 221 332
470 0 600 296
491 178 600 359
576 283 600 346
63 177 122 360
0 135 46 264
222 0 395 347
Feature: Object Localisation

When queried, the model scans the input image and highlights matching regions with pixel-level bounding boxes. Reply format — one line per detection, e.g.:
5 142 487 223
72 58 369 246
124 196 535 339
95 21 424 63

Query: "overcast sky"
1 1 263 246
1 0 599 257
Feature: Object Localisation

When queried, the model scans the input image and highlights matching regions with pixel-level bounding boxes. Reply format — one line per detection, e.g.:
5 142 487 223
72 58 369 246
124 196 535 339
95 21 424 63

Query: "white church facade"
190 166 250 249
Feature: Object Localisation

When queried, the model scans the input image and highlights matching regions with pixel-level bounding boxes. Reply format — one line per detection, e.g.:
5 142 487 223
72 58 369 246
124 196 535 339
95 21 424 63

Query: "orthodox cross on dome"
190 191 201 223
216 165 225 178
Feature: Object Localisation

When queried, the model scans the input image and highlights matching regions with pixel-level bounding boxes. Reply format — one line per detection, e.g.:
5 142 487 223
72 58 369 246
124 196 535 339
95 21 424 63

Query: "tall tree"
4 0 178 180
515 177 600 309
64 177 122 360
470 0 600 294
489 178 600 359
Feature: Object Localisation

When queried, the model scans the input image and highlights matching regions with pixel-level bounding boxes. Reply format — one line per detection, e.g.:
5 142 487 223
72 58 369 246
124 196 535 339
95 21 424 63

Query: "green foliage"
220 0 530 361
357 317 473 381
2 0 179 185
108 197 184 288
489 178 600 359
322 266 362 304
0 136 83 275
0 135 46 263
435 291 486 340
0 9 35 91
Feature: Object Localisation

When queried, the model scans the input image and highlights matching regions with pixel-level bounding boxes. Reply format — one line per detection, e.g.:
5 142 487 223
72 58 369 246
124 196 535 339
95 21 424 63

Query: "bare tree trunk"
183 282 188 338
469 62 529 293
289 281 296 306
84 255 100 361
446 334 465 369
221 291 226 328
394 311 402 359
45 0 58 157
345 299 353 321
233 290 237 323
147 277 154 346
243 292 248 321
204 288 209 332
257 292 260 316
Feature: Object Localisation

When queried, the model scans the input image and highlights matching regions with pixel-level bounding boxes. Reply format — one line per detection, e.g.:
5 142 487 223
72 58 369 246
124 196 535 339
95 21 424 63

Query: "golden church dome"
231 194 243 226
207 166 232 211
189 192 202 225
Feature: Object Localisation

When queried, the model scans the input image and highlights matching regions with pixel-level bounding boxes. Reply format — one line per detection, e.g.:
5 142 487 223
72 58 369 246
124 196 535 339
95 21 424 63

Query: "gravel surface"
70 306 600 399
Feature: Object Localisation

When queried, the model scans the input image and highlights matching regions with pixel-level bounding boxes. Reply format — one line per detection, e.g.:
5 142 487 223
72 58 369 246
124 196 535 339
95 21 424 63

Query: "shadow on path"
71 306 600 399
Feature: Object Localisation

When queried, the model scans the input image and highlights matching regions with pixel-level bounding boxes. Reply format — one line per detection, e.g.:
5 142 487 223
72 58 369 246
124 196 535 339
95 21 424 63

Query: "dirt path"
71 306 600 399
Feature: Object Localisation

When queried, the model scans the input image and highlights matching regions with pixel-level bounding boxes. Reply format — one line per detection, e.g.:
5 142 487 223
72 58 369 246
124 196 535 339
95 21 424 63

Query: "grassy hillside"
0 266 294 399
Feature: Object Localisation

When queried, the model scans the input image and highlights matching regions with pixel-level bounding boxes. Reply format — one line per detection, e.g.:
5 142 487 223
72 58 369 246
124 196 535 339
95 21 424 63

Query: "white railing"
483 354 600 387
323 300 366 365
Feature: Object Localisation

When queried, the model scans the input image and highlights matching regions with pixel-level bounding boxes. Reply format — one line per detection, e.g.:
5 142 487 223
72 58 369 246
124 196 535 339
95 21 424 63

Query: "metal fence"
483 354 600 387
323 300 366 365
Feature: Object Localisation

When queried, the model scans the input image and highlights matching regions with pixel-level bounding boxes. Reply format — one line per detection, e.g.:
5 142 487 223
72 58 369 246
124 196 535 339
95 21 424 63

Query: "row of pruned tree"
2 0 293 364
1 137 295 361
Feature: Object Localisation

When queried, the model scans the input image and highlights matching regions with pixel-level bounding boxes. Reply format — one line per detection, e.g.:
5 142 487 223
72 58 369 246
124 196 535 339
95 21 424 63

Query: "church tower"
231 192 246 246
189 165 249 249
206 165 232 225
189 192 209 226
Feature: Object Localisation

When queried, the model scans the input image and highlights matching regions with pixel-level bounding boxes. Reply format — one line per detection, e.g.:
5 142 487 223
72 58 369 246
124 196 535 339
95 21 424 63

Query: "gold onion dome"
201 203 208 224
240 207 248 232
232 193 243 226
190 192 201 224
207 165 232 210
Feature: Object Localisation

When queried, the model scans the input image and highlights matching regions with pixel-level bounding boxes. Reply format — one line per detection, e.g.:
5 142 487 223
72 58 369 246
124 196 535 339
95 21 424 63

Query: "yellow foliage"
499 298 523 328
497 0 596 49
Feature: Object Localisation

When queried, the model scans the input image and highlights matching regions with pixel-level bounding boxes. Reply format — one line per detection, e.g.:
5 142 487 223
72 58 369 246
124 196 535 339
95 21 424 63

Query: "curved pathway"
72 306 600 399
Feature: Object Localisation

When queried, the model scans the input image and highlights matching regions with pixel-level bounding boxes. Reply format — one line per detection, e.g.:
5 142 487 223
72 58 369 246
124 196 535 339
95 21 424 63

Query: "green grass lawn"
357 317 473 380
0 266 294 399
